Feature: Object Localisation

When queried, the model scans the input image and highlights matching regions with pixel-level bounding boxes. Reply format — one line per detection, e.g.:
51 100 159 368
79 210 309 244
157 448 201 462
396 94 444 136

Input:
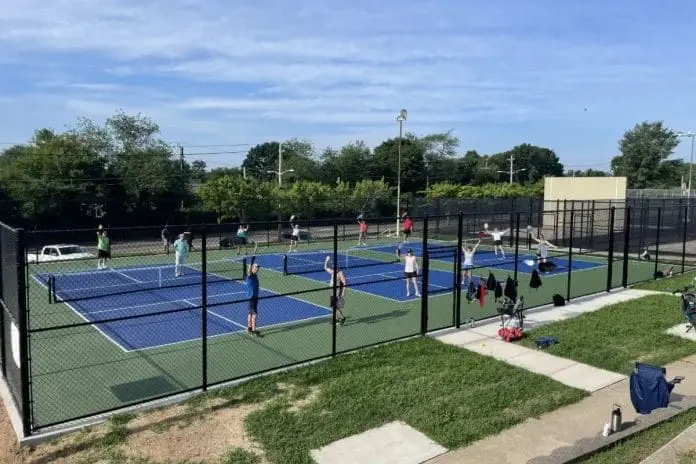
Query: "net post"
47 275 52 304
513 213 521 282
654 207 662 279
682 204 688 274
566 210 574 302
454 212 463 328
508 212 514 248
201 226 208 392
243 258 248 280
331 222 338 356
606 207 615 292
622 207 631 287
282 255 288 276
420 215 430 335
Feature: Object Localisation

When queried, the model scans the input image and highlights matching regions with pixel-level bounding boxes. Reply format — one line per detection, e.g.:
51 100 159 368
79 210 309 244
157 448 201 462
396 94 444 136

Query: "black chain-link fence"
0 221 30 436
3 201 696 435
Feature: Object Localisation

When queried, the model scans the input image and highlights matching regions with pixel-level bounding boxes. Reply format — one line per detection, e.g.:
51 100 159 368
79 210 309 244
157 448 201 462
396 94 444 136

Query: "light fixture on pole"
396 109 407 236
497 152 527 184
677 131 695 197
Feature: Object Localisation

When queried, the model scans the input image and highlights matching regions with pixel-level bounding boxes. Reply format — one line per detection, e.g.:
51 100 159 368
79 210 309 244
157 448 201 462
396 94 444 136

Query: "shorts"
291 234 299 242
330 295 345 309
404 271 417 278
175 252 186 265
462 264 473 271
248 297 259 315
494 239 503 246
162 238 169 246
403 228 412 236
98 249 110 259
236 236 248 245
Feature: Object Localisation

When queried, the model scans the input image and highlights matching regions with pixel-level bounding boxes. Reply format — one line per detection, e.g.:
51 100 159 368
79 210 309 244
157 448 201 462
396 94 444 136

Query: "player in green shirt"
173 233 190 277
97 225 110 270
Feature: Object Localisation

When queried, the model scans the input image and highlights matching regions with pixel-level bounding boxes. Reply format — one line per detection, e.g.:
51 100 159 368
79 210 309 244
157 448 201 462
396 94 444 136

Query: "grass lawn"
519 294 696 375
632 269 696 292
577 407 696 463
21 337 587 463
239 337 586 463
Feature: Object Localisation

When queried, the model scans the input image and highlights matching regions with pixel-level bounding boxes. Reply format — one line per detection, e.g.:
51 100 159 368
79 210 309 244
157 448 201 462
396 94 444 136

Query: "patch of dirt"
123 397 267 463
0 397 22 464
16 383 323 463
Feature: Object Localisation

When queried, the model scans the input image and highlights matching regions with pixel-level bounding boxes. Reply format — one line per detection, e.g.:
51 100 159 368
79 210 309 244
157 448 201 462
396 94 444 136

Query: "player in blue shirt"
245 258 261 336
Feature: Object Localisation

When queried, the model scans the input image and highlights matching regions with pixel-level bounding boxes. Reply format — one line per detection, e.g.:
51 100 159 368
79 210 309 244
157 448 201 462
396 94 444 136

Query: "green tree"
489 144 564 183
319 141 373 184
611 121 680 188
197 175 270 222
350 179 393 215
0 129 106 223
373 134 426 194
421 131 460 187
566 169 610 177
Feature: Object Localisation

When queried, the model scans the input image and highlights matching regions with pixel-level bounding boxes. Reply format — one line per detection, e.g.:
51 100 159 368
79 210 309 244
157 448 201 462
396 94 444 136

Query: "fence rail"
1 202 696 435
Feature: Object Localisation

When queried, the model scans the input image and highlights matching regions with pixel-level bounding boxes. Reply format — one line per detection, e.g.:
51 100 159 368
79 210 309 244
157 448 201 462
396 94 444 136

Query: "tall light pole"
678 131 695 196
396 109 407 236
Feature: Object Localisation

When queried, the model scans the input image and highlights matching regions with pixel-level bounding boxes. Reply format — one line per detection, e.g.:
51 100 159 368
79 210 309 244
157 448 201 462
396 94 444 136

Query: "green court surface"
24 235 657 430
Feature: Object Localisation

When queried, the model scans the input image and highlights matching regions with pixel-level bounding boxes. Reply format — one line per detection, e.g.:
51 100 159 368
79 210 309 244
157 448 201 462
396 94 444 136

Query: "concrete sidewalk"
426 355 696 464
422 289 695 464
430 289 660 392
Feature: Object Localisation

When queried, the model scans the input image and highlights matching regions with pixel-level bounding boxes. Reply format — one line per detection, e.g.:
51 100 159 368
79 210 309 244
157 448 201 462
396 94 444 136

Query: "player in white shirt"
531 233 557 271
487 227 509 258
397 248 421 297
289 220 301 252
461 239 481 284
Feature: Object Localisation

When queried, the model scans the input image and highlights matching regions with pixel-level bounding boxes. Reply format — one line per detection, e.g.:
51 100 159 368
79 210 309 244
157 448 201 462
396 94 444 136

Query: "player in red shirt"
357 218 368 246
402 214 413 243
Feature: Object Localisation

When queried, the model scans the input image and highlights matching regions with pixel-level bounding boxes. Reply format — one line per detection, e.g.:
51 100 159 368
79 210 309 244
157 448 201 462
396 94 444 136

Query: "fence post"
0 227 5 381
454 212 463 328
622 207 631 288
201 227 208 392
16 228 31 437
554 199 559 240
508 212 514 248
562 199 567 244
606 208 615 292
421 215 430 335
566 211 574 302
654 208 662 279
513 213 521 282
682 205 688 274
332 222 338 356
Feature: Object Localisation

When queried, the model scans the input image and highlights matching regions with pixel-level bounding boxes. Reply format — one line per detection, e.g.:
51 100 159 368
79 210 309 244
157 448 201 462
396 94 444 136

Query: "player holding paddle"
396 247 421 297
324 256 347 325
461 239 481 284
483 224 509 259
245 256 262 336
530 233 557 272
288 215 300 253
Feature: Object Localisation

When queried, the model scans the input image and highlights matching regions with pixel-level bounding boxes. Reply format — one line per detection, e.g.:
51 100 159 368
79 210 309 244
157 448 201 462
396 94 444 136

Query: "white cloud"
0 0 695 170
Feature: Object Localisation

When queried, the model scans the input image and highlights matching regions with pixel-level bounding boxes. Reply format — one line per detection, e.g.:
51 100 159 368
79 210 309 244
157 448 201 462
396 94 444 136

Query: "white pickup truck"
27 244 95 264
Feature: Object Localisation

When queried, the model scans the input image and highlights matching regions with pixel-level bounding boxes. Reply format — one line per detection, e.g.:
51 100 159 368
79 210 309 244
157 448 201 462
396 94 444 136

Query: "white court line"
31 274 129 353
124 313 331 352
76 290 248 316
180 299 247 330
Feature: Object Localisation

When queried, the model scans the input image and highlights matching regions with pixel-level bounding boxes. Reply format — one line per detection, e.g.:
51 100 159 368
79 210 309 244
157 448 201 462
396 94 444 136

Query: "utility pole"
179 144 185 212
498 152 526 184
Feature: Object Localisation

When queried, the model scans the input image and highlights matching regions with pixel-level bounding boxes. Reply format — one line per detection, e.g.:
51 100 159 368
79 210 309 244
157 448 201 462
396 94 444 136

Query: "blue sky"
1 0 696 171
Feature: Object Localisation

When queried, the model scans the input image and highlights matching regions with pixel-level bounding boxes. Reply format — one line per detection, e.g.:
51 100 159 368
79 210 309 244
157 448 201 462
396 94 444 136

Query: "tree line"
0 111 688 229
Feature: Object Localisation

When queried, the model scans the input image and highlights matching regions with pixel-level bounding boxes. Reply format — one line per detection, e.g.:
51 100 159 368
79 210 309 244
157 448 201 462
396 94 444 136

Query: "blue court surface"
256 249 456 301
33 262 331 352
368 242 607 277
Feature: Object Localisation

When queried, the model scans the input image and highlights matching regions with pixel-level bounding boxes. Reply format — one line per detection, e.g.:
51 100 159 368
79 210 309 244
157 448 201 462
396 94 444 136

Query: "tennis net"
50 258 245 303
283 248 399 276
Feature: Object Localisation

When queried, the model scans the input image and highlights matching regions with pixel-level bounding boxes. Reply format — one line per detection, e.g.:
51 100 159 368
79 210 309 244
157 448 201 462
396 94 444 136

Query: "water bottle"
469 317 475 328
610 404 622 433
